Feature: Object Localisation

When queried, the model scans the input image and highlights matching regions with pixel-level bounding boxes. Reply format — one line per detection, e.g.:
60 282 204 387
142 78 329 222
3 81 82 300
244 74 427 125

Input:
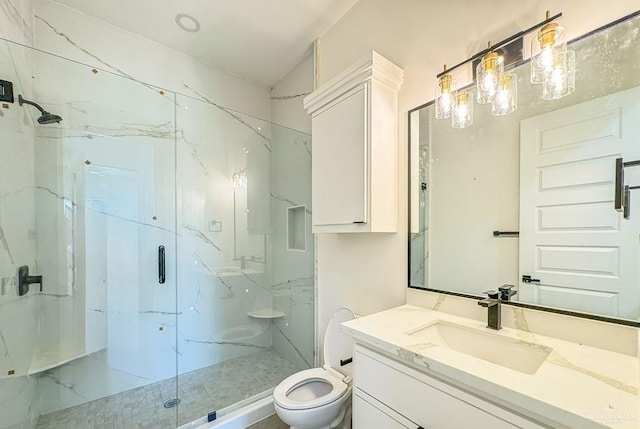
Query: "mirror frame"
407 10 640 328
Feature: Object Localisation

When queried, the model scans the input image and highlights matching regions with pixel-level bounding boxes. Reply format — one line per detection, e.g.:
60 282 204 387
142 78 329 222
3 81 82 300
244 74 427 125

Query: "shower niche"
287 205 307 252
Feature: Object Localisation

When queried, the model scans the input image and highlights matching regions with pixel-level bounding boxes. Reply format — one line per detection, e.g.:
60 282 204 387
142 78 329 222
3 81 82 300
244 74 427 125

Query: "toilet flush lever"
340 357 353 366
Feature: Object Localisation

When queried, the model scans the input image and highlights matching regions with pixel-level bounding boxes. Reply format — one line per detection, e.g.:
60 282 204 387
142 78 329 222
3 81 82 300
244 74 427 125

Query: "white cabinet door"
312 83 368 227
353 392 413 429
519 86 640 319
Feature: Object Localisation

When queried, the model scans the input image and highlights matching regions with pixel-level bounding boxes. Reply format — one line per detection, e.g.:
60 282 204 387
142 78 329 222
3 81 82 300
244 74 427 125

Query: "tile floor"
36 348 301 429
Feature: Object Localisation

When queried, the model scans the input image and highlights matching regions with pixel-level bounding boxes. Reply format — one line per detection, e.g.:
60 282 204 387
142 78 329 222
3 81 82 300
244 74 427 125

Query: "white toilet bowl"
274 308 355 429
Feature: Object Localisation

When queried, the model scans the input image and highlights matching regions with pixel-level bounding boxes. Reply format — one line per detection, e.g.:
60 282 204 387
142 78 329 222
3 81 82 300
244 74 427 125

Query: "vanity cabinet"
353 345 547 429
303 51 403 233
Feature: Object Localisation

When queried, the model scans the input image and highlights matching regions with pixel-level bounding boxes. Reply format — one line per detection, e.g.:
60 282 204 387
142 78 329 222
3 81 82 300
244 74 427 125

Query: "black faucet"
478 290 501 330
498 284 517 302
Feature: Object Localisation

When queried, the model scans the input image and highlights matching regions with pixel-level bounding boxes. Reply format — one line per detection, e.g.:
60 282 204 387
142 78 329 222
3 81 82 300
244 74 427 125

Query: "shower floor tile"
36 348 301 429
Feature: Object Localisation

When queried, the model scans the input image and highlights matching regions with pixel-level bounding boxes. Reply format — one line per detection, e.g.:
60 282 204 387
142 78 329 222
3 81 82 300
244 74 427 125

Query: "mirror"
409 12 640 324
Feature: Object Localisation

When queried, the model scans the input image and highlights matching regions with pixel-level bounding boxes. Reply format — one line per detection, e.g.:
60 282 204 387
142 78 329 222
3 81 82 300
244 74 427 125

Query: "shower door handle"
158 245 166 284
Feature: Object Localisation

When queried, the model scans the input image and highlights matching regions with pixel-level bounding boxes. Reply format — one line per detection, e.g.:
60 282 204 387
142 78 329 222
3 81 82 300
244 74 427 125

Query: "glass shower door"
0 40 180 429
31 50 180 428
174 93 314 425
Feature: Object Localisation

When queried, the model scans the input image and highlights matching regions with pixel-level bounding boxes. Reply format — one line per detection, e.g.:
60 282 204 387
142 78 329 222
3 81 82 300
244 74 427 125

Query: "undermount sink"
406 321 553 375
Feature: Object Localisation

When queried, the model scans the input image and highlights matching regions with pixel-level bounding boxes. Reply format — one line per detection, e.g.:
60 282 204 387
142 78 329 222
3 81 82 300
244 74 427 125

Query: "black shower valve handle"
17 265 43 296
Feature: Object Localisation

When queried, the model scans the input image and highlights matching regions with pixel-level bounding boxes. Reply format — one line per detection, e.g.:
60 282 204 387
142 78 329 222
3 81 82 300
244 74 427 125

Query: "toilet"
274 308 355 429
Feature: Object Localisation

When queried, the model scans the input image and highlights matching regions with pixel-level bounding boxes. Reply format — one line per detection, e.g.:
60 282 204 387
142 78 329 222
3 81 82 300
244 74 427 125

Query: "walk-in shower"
0 34 313 429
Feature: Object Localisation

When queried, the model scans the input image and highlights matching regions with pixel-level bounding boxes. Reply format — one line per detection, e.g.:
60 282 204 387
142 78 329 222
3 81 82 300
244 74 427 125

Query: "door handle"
158 245 166 284
615 157 624 212
522 275 540 284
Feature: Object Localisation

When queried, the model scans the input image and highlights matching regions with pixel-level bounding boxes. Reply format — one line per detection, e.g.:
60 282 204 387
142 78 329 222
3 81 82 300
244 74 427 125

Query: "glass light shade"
476 52 504 104
531 23 566 84
543 49 576 100
451 90 474 129
435 74 456 119
492 72 518 116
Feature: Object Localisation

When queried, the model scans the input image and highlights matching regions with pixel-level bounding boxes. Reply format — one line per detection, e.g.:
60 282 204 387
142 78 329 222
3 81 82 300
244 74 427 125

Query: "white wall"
315 0 640 343
271 51 314 134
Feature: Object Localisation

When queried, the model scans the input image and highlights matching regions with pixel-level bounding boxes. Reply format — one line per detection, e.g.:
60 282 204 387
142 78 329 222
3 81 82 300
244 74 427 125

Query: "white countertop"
342 305 639 429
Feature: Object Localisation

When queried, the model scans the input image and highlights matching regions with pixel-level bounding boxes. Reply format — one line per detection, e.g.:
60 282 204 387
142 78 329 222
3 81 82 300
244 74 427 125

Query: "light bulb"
538 46 554 73
550 67 564 90
483 73 497 95
441 92 451 113
476 51 503 104
492 72 517 116
496 91 509 109
457 103 468 118
452 90 473 129
435 73 456 119
543 66 566 100
543 50 575 100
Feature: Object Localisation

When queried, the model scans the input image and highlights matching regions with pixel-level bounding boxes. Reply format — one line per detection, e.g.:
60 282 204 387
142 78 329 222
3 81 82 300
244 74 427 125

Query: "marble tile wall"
33 0 271 121
0 0 34 45
175 93 275 377
406 289 639 357
0 1 38 427
269 52 315 369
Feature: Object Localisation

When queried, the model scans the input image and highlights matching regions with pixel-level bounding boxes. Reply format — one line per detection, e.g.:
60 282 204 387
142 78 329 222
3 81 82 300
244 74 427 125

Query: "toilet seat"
274 367 348 410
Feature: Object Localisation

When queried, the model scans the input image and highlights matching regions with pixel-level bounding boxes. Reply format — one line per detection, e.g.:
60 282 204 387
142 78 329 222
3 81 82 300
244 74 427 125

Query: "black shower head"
18 94 63 125
37 112 63 125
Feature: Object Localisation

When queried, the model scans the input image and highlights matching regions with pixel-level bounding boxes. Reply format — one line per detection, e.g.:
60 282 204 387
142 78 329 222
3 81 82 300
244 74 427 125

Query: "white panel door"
312 83 368 226
520 86 640 319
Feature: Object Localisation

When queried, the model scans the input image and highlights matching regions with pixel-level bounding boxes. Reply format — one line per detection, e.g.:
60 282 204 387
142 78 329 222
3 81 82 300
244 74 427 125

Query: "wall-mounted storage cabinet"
304 51 403 233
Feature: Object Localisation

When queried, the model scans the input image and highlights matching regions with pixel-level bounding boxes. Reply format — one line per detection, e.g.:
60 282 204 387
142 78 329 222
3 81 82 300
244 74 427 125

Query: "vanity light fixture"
433 10 572 128
476 44 504 104
530 11 566 84
451 90 473 129
542 49 576 100
435 65 456 119
492 72 518 116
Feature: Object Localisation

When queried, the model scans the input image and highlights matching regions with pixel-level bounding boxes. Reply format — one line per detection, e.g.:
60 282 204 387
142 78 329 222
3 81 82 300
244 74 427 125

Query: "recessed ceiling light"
175 13 201 33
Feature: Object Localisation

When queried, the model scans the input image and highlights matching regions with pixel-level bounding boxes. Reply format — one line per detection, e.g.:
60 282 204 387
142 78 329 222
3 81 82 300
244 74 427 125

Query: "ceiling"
52 0 358 87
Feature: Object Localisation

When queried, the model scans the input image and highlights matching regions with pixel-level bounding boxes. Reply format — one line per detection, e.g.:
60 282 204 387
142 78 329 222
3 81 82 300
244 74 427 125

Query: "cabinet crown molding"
304 51 404 115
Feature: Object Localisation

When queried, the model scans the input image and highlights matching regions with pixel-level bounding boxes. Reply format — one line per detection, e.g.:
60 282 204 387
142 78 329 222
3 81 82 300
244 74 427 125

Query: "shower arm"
18 95 48 114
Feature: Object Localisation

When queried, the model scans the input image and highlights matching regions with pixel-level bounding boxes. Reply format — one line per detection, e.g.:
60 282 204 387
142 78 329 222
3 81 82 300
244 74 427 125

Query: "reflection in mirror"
409 12 640 323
